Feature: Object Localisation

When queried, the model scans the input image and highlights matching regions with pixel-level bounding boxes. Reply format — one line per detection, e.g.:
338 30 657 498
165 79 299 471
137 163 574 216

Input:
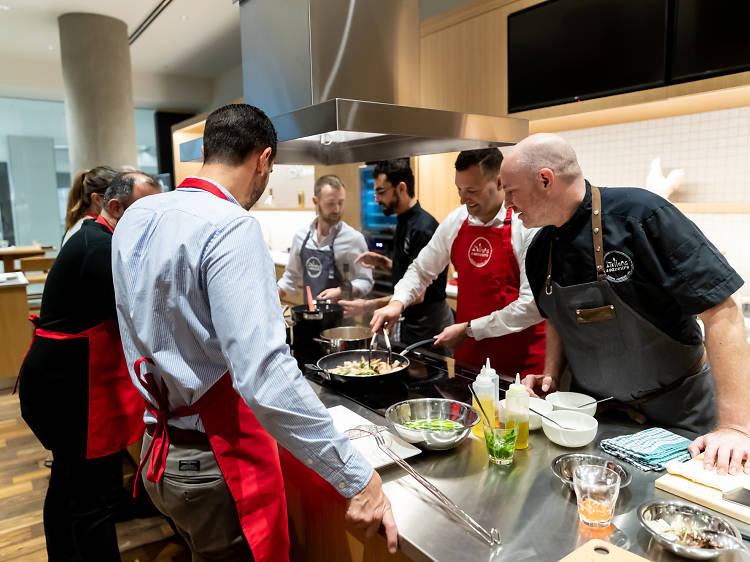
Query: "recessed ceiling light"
0 5 11 11
47 45 54 51
180 15 188 21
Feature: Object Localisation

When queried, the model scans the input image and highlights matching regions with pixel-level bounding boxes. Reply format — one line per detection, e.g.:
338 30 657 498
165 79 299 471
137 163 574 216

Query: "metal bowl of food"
551 453 632 489
637 500 744 559
385 398 480 451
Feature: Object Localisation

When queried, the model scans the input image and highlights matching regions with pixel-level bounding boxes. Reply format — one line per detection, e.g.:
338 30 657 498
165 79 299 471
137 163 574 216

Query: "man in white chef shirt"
371 148 546 376
278 174 373 304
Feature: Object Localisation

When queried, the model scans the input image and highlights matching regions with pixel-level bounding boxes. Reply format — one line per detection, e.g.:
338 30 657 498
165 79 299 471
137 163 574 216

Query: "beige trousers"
140 431 254 562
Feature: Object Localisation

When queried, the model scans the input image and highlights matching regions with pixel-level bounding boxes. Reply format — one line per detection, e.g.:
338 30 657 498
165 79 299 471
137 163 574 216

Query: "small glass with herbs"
484 420 518 465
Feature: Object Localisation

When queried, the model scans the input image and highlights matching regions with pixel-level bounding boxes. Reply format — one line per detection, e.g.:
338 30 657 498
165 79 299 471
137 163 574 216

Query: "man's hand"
433 323 468 349
523 374 557 398
317 287 342 302
345 471 398 553
340 298 370 319
371 301 403 334
355 251 392 272
688 427 750 475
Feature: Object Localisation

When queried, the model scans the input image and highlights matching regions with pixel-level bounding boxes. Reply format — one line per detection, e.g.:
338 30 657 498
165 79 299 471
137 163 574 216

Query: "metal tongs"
347 424 502 546
367 325 393 368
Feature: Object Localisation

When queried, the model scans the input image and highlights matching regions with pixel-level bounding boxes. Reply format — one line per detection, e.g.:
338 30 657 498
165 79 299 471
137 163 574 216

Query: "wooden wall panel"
414 152 460 224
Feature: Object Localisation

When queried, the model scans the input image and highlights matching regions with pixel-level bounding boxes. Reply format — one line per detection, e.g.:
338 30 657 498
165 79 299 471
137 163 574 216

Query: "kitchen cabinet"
0 274 31 389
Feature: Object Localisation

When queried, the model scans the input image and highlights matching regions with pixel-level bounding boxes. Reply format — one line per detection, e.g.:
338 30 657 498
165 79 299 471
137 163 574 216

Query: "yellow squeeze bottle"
471 359 498 437
505 373 530 449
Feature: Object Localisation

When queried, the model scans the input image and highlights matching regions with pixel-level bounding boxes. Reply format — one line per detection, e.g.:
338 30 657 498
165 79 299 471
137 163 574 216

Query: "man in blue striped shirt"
112 104 397 560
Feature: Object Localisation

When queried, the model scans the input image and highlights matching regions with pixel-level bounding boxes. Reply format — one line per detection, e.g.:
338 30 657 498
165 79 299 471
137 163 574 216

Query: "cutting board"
327 405 421 470
655 474 750 524
559 539 649 561
654 455 750 524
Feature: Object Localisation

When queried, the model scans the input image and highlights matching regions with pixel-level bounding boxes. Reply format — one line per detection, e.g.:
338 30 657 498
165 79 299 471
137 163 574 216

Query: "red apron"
23 315 145 459
450 209 546 376
133 177 289 561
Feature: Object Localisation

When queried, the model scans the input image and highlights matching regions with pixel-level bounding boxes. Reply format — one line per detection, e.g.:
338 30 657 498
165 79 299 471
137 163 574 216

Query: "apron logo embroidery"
305 256 323 278
468 237 492 268
604 250 634 283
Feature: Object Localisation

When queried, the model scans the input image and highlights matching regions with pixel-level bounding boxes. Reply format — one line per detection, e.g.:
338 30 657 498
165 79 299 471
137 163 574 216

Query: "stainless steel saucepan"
313 326 372 354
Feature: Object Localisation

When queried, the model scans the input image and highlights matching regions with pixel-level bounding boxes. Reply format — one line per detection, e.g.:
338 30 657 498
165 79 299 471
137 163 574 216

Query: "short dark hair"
203 104 277 166
314 174 345 197
455 148 503 178
371 158 415 198
104 171 159 206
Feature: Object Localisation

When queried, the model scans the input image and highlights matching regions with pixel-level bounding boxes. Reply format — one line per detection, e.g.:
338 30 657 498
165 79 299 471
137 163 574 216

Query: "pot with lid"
289 301 343 358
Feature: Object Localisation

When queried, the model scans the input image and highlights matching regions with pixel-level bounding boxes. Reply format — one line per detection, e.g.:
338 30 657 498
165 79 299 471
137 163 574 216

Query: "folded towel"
599 427 691 472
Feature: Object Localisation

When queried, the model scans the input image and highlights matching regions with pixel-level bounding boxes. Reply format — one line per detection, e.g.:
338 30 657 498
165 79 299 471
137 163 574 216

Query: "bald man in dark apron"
503 133 750 476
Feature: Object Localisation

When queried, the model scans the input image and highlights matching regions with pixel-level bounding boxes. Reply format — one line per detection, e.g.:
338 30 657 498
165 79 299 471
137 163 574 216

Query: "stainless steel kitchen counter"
306 379 750 562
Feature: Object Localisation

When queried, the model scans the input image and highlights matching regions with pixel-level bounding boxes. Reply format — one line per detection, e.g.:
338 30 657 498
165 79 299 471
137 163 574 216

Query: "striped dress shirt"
111 177 373 498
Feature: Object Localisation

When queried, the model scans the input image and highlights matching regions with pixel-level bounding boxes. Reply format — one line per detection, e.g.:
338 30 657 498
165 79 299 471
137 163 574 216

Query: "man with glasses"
340 159 453 346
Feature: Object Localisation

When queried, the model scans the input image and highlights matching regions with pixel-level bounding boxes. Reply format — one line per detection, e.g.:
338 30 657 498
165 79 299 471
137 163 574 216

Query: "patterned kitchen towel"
599 427 691 472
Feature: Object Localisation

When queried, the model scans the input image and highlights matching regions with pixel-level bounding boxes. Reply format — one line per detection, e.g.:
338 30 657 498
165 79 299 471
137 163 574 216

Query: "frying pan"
306 338 435 383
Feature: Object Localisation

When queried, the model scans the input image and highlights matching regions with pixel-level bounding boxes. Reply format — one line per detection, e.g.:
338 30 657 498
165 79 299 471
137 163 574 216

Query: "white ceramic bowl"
545 391 598 416
542 410 598 448
499 397 553 430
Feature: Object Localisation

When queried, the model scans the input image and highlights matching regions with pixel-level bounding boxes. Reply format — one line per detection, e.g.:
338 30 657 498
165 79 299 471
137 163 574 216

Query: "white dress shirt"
277 218 373 297
111 178 372 498
392 204 543 341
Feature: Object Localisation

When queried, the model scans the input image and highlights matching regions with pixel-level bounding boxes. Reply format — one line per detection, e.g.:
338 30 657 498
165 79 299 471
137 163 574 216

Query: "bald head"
501 133 587 228
504 133 582 184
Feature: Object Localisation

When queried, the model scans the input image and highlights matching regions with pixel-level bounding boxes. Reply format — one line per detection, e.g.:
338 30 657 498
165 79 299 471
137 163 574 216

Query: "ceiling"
0 1 474 81
0 0 241 79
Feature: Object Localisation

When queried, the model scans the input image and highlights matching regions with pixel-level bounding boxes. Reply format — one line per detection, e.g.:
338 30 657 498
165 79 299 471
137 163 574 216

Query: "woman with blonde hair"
62 166 117 246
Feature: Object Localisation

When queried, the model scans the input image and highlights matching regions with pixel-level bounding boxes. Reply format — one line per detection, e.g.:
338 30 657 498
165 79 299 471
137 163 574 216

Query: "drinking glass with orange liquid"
572 465 620 528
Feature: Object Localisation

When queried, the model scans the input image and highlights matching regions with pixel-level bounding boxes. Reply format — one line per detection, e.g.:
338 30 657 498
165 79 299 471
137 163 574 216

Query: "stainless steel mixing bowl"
637 500 744 560
551 453 632 489
384 398 480 451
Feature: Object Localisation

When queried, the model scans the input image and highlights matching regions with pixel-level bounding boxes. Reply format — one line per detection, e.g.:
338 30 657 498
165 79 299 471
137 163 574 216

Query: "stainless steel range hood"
239 0 527 165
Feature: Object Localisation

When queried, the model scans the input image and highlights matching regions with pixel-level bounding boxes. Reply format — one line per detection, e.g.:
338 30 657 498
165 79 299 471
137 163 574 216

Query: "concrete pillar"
59 13 137 174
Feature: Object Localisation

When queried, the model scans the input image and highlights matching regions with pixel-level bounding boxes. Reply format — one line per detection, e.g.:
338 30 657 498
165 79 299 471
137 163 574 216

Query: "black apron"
400 300 455 347
538 186 716 434
300 227 341 305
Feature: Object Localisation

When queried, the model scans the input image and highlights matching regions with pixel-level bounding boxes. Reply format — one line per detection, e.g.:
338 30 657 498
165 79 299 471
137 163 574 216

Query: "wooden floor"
0 391 190 561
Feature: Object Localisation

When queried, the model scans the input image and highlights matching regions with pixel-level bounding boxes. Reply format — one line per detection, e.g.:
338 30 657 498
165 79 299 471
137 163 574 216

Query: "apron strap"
591 185 606 281
132 357 195 496
545 184 605 295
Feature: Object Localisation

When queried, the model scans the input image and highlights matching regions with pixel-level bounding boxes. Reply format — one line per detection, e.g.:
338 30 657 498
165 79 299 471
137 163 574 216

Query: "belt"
145 423 210 446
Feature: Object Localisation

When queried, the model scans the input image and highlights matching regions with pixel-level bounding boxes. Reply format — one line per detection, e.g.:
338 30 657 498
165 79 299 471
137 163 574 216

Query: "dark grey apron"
538 185 716 434
300 227 342 306
400 300 455 347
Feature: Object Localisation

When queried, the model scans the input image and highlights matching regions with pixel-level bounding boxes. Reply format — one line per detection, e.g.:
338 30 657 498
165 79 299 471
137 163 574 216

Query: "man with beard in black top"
340 159 453 346
18 170 162 561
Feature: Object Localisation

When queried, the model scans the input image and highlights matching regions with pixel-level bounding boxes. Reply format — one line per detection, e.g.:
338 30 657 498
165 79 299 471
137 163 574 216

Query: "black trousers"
44 450 123 562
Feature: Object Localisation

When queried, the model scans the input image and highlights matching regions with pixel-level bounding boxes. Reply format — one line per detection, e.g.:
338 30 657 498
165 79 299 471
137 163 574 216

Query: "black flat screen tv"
671 0 750 83
507 0 669 113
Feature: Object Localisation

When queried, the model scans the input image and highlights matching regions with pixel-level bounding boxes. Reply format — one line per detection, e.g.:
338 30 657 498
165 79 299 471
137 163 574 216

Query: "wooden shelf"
673 202 750 214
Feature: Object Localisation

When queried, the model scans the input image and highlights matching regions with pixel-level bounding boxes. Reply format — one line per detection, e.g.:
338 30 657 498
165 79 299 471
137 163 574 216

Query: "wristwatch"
465 320 474 339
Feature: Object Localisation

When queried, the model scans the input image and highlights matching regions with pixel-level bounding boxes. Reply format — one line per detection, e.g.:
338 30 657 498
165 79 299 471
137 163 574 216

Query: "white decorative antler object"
645 157 685 200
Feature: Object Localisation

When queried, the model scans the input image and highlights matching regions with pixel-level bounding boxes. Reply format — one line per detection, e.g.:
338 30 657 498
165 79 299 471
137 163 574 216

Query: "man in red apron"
112 104 397 561
372 148 546 376
17 171 162 561
502 132 750 476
